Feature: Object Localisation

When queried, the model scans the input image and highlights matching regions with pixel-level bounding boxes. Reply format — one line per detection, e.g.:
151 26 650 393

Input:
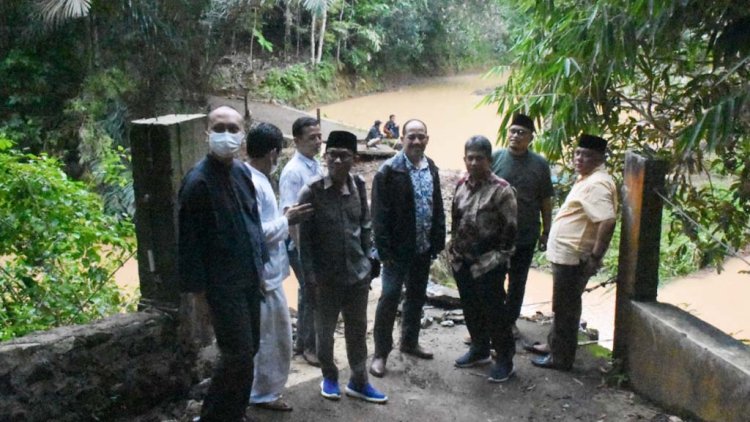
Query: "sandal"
254 398 293 412
522 341 550 355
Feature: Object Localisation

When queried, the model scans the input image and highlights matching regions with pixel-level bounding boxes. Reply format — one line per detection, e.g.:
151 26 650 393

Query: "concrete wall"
0 312 196 422
624 301 750 422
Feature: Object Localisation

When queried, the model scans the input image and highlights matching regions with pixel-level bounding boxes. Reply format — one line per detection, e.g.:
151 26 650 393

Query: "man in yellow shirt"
532 134 617 371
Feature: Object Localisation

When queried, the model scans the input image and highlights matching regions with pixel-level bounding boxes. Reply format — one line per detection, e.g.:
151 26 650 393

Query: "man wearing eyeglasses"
298 131 388 403
369 119 446 378
178 106 267 422
491 114 554 338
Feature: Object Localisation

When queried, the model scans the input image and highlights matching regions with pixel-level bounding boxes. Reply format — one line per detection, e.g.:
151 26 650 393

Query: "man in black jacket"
178 106 267 422
369 119 446 378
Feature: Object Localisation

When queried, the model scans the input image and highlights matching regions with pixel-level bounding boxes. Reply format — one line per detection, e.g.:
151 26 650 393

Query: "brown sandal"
254 398 293 412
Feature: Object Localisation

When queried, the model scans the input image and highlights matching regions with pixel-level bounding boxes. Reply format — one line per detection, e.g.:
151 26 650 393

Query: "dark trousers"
288 241 316 354
548 262 590 369
454 264 515 362
373 253 431 357
201 284 261 422
315 282 370 387
506 244 536 322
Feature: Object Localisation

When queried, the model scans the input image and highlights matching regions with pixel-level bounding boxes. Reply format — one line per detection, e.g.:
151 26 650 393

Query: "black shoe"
488 361 515 383
400 345 434 359
530 354 571 371
454 350 492 368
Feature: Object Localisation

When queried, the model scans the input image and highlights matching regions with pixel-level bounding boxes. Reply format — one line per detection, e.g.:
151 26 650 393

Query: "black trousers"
506 243 536 322
548 262 590 369
315 282 370 387
201 284 261 422
454 264 515 363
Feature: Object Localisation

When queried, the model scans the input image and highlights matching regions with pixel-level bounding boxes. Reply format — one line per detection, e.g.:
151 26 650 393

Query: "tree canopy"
488 0 750 270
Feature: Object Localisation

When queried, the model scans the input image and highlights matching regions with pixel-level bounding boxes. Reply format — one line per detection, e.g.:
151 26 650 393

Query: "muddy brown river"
116 73 749 347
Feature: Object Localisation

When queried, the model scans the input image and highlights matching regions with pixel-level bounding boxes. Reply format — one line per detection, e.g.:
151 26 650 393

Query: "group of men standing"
178 106 617 422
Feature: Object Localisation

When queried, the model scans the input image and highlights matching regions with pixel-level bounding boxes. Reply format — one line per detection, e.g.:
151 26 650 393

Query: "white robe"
247 164 293 403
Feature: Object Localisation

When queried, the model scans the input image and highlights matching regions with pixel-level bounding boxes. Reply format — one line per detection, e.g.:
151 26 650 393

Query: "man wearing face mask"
245 123 313 411
178 106 268 422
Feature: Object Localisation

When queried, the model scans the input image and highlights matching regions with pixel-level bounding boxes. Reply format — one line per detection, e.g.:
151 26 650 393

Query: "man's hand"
538 232 549 251
285 203 314 225
583 255 603 278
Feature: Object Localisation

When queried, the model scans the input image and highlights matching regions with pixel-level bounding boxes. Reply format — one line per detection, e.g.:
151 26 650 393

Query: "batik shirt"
404 153 434 254
449 172 517 278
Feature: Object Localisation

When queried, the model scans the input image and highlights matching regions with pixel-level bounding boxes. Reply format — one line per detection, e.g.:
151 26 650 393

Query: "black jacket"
371 153 446 263
178 155 267 293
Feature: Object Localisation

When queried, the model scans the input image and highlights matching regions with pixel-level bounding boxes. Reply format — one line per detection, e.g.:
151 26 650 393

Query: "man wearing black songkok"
532 134 617 370
491 114 554 338
298 131 388 403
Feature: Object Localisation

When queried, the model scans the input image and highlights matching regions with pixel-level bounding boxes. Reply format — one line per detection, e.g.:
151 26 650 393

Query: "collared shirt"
491 148 554 246
279 151 323 249
247 164 290 292
546 164 617 265
178 155 267 293
298 174 372 286
449 173 517 278
402 152 434 254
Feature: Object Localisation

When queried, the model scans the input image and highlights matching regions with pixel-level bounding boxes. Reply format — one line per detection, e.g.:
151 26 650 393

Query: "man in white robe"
245 122 313 411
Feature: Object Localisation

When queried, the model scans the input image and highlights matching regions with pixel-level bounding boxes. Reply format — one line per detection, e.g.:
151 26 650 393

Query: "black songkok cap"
511 114 535 133
326 130 357 154
578 134 607 154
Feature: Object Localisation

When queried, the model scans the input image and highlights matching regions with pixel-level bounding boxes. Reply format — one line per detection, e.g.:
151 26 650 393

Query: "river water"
116 73 748 348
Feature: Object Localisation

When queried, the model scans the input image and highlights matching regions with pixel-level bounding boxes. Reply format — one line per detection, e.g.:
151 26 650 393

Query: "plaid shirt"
449 172 517 278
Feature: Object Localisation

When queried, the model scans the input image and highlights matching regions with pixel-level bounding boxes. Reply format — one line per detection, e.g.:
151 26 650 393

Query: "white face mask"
208 131 244 159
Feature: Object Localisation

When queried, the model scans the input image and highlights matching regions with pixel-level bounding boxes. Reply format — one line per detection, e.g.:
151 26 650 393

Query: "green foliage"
490 0 750 270
258 61 338 107
0 138 135 340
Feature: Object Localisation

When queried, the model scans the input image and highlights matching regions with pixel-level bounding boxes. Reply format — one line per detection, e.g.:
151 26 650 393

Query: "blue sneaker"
488 361 515 383
345 381 388 403
320 378 341 400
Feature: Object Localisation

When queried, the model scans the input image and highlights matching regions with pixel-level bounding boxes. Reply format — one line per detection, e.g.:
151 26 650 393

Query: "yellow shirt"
546 164 617 265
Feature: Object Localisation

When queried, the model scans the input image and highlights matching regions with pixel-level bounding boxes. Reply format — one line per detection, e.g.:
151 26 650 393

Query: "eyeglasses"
405 133 427 141
210 123 242 134
509 128 530 136
326 151 354 161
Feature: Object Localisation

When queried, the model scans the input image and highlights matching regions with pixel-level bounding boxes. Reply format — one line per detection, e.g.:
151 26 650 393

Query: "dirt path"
133 279 675 421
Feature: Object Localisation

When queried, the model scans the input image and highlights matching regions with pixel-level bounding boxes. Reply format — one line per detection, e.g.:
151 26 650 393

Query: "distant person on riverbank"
246 123 313 412
449 135 518 382
366 120 384 148
491 114 553 337
279 116 324 367
370 119 446 378
298 131 388 404
531 134 617 371
384 115 400 139
178 106 267 422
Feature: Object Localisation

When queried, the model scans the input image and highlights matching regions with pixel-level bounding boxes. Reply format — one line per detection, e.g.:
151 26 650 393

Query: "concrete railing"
614 152 750 422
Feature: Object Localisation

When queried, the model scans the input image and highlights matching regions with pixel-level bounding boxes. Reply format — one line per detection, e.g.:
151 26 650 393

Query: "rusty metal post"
613 152 668 362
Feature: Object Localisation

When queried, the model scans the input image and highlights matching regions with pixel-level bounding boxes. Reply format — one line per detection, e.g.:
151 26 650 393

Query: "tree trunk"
284 0 292 59
296 4 301 57
316 7 327 64
335 2 345 63
249 9 257 71
310 13 316 64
